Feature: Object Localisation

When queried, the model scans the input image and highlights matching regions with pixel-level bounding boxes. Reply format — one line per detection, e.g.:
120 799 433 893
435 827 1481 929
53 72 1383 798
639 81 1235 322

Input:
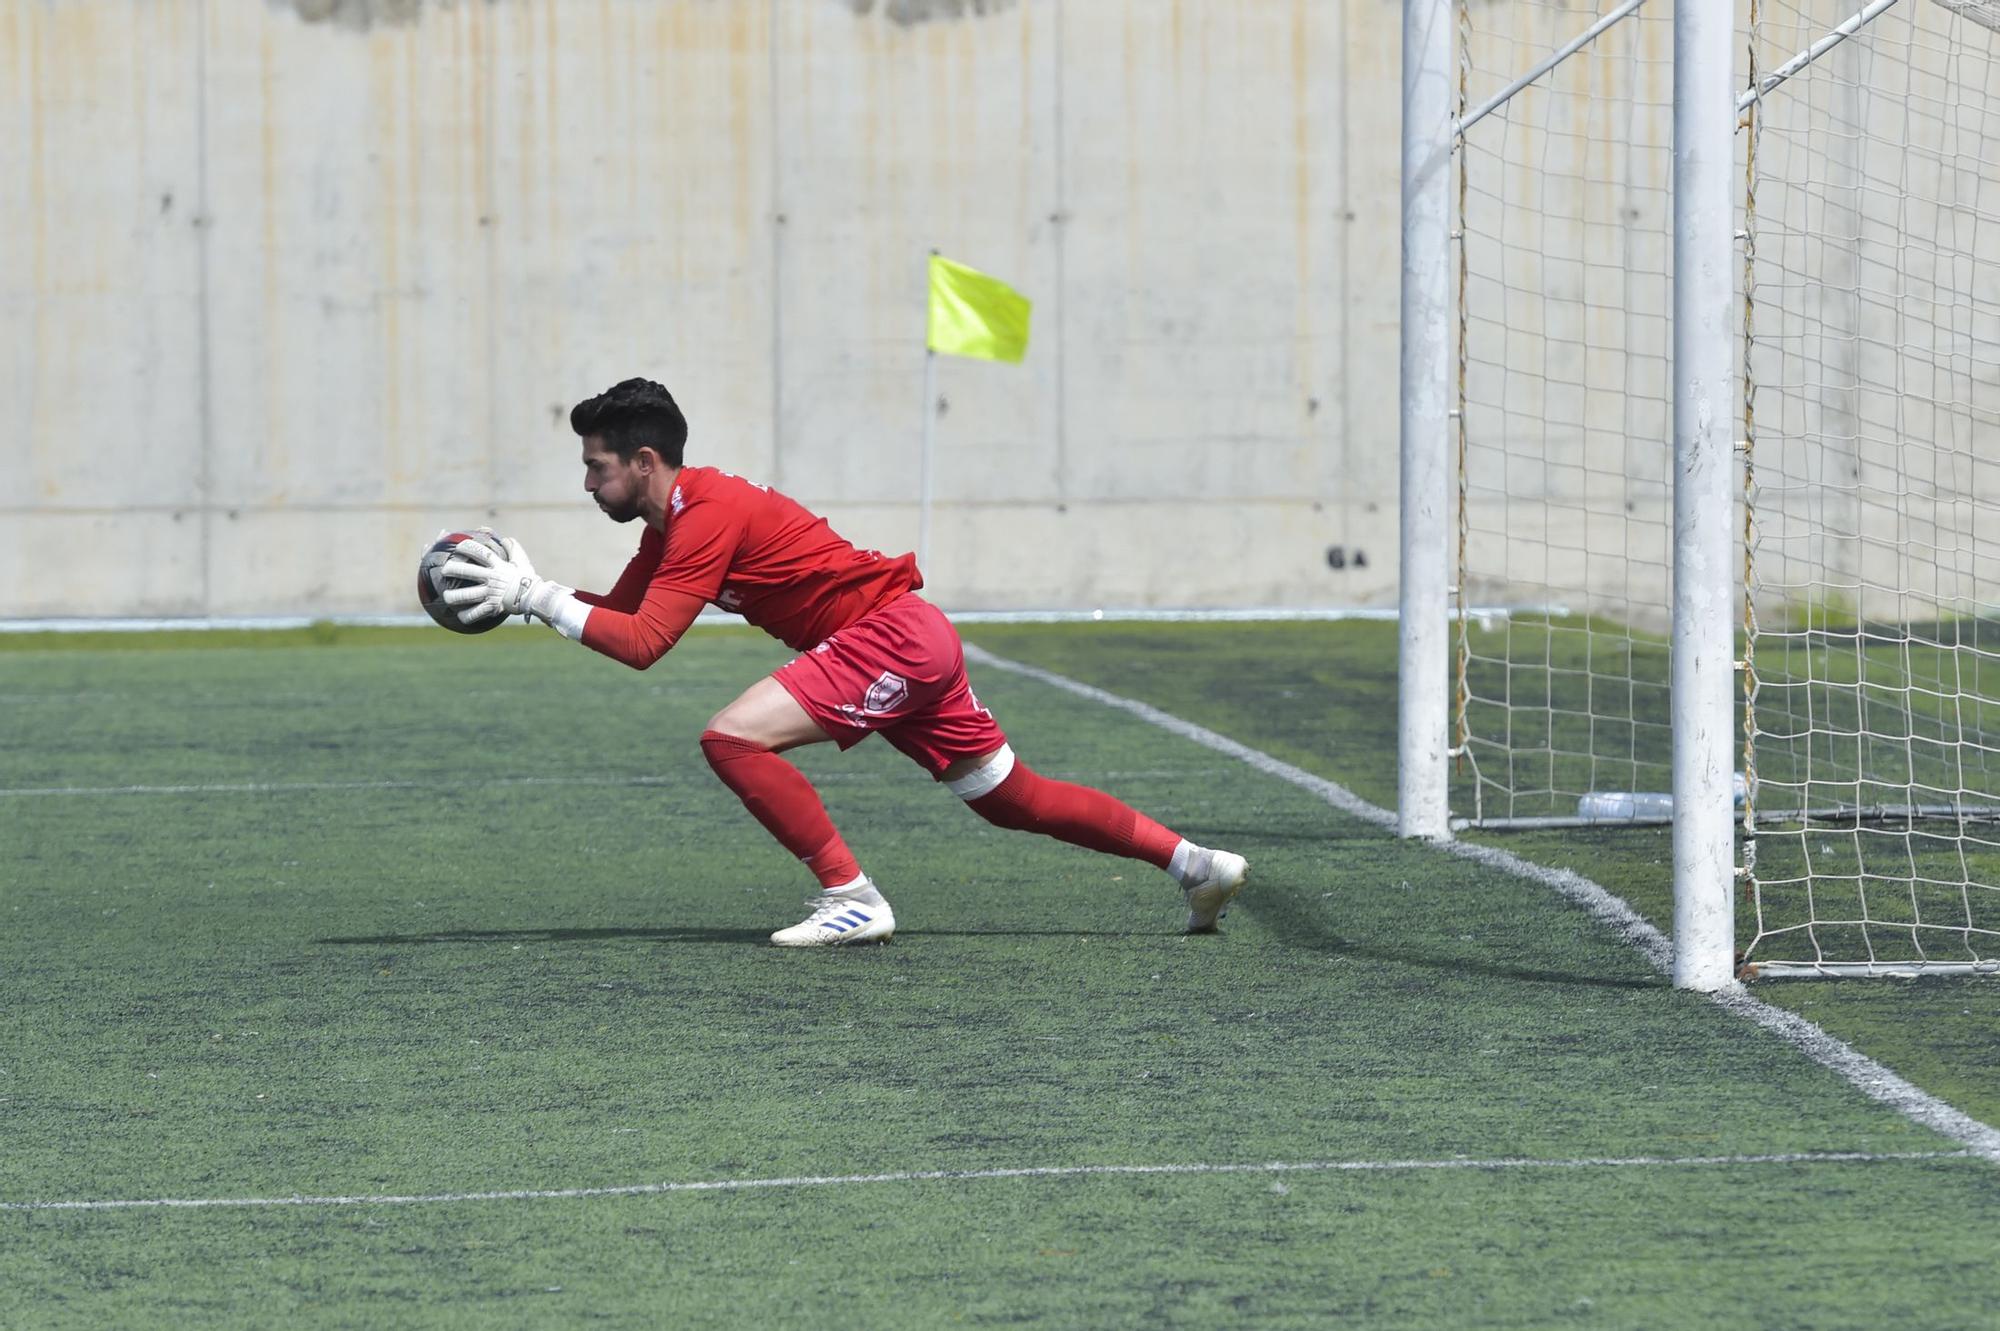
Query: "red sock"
966 759 1182 869
699 730 862 889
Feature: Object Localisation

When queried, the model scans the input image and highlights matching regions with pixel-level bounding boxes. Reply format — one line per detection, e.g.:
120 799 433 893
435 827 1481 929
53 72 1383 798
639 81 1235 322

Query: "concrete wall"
2 0 1406 619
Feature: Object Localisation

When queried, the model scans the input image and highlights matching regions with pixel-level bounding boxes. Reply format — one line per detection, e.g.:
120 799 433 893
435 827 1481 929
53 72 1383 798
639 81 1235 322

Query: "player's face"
581 436 644 523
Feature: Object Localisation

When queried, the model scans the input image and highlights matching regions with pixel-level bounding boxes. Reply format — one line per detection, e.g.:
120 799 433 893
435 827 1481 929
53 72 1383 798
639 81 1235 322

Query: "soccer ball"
417 530 511 634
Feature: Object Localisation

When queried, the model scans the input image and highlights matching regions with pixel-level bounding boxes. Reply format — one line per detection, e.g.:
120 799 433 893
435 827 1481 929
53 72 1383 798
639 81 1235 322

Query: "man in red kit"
441 377 1247 946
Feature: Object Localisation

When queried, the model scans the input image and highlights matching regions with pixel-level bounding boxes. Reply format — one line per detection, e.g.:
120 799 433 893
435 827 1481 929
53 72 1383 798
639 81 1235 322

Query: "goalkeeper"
441 377 1247 946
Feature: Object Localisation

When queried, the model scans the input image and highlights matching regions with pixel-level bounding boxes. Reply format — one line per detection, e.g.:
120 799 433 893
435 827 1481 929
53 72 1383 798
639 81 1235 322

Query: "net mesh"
1742 0 2000 971
1454 0 1678 825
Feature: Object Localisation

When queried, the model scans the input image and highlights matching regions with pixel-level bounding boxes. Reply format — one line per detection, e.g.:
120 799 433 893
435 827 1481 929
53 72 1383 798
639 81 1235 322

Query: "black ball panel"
416 530 511 635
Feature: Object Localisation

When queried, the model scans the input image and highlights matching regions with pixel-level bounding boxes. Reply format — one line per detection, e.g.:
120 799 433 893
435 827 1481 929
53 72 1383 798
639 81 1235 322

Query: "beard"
596 494 643 523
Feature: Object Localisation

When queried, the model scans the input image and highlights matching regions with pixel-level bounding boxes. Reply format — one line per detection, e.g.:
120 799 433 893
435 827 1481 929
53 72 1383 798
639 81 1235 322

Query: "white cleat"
770 881 896 947
1182 849 1248 934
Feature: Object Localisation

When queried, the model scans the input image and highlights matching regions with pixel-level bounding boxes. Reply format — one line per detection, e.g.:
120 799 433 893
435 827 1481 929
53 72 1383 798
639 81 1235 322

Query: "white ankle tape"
946 744 1016 801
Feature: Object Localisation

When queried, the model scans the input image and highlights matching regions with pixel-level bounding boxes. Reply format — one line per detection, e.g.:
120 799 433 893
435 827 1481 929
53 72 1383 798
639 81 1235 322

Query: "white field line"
0 1151 1966 1214
7 647 1992 1218
962 645 2000 1164
0 768 1227 799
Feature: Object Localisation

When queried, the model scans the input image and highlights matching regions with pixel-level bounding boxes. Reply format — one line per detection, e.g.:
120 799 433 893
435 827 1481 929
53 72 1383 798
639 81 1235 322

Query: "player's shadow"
915 927 1183 938
1248 884 1662 991
1174 824 1364 845
314 926 774 947
313 924 1149 947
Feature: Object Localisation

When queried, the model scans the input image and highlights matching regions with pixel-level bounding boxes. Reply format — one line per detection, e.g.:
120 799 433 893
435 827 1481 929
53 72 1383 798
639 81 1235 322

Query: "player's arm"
443 509 738 669
574 578 707 669
440 537 594 639
574 539 657 614
442 536 705 668
571 506 741 668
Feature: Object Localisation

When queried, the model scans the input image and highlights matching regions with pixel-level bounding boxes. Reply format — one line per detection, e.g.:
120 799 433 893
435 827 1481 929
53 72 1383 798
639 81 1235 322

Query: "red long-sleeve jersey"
574 466 923 669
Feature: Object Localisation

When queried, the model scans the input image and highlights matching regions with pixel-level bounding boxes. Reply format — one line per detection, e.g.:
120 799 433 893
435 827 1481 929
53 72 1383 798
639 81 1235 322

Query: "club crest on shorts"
862 670 909 715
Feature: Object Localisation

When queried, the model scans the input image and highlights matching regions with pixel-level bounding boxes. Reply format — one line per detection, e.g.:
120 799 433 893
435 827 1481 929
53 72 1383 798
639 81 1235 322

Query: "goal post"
1671 0 1739 991
1398 0 1456 841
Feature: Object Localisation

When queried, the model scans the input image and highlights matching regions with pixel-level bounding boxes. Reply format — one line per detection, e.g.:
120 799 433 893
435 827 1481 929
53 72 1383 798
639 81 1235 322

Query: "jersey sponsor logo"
861 670 908 715
670 485 685 516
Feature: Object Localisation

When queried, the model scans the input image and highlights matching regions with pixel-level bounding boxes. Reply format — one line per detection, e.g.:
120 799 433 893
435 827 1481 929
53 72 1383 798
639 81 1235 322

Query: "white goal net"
1741 0 2000 975
1448 0 2000 975
1453 0 1678 828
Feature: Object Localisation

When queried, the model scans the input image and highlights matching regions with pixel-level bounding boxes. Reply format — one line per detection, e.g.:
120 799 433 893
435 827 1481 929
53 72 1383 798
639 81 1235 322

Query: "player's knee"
704 701 747 736
706 678 832 752
704 702 780 746
954 746 1031 827
947 745 1016 800
700 727 768 772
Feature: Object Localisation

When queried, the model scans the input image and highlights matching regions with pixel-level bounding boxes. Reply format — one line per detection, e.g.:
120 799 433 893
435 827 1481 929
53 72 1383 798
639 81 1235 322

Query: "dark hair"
569 378 689 466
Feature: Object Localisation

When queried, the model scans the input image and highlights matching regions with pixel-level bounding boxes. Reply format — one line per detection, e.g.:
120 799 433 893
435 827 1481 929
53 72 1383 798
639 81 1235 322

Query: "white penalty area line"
0 1151 1966 1214
962 646 2000 1165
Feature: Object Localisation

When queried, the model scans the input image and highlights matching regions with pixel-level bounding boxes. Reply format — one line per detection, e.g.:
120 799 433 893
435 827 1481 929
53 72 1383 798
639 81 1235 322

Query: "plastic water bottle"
1577 774 1747 822
1576 791 1676 821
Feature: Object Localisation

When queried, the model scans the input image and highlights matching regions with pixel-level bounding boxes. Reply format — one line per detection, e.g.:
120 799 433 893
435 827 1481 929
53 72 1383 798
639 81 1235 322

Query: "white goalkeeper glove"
440 536 574 626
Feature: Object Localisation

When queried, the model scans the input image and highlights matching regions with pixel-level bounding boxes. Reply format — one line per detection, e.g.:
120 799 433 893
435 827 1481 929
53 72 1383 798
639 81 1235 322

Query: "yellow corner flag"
927 255 1031 363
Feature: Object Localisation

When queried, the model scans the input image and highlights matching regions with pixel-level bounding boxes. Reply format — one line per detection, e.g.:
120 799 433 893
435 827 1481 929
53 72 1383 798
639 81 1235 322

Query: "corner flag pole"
920 249 1032 579
919 342 938 574
919 246 942 577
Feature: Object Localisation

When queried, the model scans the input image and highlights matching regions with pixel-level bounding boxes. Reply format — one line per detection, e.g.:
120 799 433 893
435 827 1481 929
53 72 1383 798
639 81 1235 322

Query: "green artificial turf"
2 623 1997 1328
965 620 2000 1136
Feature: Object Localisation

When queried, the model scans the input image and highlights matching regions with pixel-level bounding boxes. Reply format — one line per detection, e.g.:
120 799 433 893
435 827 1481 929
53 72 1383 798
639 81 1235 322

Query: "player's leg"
701 676 893 946
873 597 1249 931
941 745 1248 933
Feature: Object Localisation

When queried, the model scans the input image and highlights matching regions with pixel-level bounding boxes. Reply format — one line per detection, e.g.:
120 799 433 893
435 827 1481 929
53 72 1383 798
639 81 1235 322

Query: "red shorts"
772 592 1007 776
